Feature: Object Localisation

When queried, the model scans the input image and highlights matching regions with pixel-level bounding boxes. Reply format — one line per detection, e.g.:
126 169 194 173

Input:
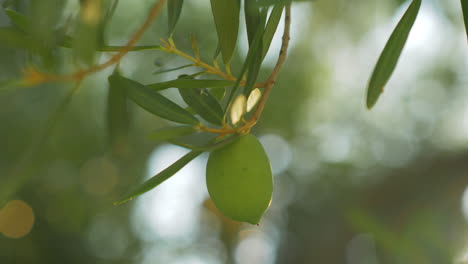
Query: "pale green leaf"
115 150 203 205
366 0 421 109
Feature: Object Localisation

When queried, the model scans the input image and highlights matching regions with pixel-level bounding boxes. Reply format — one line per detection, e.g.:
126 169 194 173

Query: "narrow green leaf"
148 125 196 142
210 0 240 64
153 64 193 75
60 35 163 52
119 75 200 125
107 71 130 155
210 87 226 101
245 0 263 46
147 79 234 91
366 0 421 109
262 3 284 59
168 134 240 151
4 9 29 32
115 150 203 205
244 9 267 95
168 0 184 35
225 22 266 112
179 88 224 125
461 0 468 40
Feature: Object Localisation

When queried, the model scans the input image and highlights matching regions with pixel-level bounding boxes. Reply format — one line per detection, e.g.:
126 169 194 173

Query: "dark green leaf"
210 0 240 64
4 9 29 32
60 35 163 52
256 0 313 6
168 134 240 151
153 64 193 75
119 75 200 125
244 9 267 95
366 0 421 109
168 0 184 35
0 27 42 52
225 22 266 111
245 0 264 46
210 87 226 101
147 79 234 91
115 150 203 205
262 3 284 59
107 71 130 155
461 0 468 41
148 126 196 142
179 88 224 125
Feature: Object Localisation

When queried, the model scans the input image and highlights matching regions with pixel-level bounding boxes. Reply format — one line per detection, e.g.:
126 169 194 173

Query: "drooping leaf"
148 125 196 142
115 150 203 205
262 3 284 59
179 87 224 125
4 9 29 32
225 23 265 112
461 0 468 40
244 9 267 95
117 75 200 125
245 0 264 46
107 71 130 155
147 79 234 91
366 0 421 109
168 0 184 35
210 0 240 64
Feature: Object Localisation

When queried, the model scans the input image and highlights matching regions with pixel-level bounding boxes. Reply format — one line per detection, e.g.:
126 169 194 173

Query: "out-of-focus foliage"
1 0 468 264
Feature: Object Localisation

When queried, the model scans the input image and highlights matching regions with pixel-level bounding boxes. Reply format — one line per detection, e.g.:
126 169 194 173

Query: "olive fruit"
206 134 273 224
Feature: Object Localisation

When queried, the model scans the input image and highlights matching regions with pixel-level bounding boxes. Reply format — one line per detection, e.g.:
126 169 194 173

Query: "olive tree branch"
200 4 291 135
23 0 167 86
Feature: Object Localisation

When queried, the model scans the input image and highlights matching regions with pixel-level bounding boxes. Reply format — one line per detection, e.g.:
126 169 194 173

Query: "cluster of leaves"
0 0 294 223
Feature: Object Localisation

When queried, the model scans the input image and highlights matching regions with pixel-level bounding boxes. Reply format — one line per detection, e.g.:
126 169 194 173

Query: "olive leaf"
168 0 184 35
115 150 203 205
107 71 130 155
210 0 240 64
148 125 196 142
4 9 29 32
461 0 468 40
245 0 264 46
116 75 200 125
366 0 421 109
262 3 284 59
179 87 224 125
146 79 234 91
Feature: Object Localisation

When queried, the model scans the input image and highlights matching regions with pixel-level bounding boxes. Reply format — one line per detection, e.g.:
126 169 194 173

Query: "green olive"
206 134 273 224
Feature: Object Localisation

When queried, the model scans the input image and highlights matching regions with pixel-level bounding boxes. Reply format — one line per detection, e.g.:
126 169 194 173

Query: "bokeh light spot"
0 200 35 239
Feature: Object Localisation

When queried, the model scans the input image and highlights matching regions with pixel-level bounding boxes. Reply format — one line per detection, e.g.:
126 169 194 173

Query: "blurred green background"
2 0 468 263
